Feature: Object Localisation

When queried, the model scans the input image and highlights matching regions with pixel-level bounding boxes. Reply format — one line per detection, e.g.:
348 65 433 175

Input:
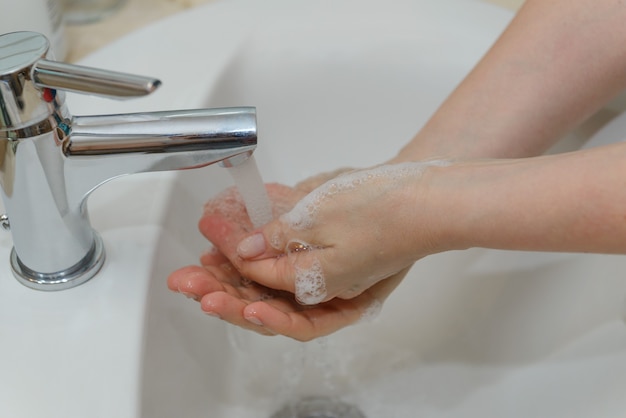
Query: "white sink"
2 0 626 417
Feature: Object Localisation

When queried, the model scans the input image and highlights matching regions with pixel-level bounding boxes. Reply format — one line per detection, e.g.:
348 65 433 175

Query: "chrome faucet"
0 31 257 291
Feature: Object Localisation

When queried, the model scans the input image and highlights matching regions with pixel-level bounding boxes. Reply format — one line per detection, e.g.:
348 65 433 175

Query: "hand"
169 169 408 341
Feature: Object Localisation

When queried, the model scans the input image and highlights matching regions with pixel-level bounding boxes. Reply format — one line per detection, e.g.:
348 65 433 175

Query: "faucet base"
10 234 106 291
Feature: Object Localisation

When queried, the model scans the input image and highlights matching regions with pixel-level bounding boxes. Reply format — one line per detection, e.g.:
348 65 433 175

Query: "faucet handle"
1 31 161 131
0 31 160 98
33 59 161 98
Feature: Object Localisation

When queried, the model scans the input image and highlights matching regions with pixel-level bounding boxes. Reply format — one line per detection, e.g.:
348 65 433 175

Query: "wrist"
412 159 511 254
397 161 472 260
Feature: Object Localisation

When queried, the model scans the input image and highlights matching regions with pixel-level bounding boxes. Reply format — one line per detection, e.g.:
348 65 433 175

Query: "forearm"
394 0 626 162
426 142 626 254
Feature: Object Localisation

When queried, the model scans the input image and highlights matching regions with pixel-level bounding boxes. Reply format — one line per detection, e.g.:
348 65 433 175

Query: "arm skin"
393 0 626 161
167 0 626 341
423 143 626 255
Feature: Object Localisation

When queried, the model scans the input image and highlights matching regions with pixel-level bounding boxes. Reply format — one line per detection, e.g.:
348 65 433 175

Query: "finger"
199 247 229 266
201 186 250 228
167 265 227 300
235 216 320 269
235 255 298 294
199 183 302 251
198 213 249 261
199 213 318 297
167 265 205 292
200 291 275 336
237 241 342 304
235 218 293 259
248 272 407 341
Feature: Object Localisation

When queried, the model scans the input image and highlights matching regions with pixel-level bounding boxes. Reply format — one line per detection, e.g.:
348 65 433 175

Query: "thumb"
233 219 298 295
235 219 328 304
236 218 292 260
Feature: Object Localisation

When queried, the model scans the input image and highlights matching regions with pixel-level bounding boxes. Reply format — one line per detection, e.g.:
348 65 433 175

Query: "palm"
171 257 406 341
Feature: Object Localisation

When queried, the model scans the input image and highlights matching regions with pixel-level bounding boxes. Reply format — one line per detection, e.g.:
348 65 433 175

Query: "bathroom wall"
64 0 524 62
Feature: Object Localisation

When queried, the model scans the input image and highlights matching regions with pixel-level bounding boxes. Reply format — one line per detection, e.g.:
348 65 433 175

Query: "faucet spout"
65 107 257 197
69 107 256 158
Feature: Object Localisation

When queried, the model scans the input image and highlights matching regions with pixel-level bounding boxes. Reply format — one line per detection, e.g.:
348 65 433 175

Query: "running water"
226 155 273 228
224 154 342 407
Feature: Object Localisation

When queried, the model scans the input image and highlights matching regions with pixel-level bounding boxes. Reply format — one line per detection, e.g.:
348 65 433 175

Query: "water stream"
225 155 360 417
226 155 273 228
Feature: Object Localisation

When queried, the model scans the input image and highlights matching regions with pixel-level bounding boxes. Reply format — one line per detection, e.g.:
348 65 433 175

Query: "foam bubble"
257 292 275 301
294 258 327 305
200 247 219 259
285 239 327 305
287 240 327 305
203 187 245 222
270 232 283 250
281 160 450 230
359 299 383 324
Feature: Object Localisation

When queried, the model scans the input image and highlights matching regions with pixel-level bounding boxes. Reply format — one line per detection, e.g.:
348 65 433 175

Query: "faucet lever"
33 59 161 98
1 31 161 132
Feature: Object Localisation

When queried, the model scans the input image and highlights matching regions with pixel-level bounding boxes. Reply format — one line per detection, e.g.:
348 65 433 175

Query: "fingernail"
237 233 266 258
245 315 263 326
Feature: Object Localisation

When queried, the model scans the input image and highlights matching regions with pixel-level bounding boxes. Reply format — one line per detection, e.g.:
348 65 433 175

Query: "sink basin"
2 0 626 417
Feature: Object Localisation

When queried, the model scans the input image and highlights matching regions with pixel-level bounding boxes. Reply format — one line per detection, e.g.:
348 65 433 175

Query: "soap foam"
287 239 327 305
294 258 327 305
203 187 245 223
359 299 383 324
281 160 450 230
